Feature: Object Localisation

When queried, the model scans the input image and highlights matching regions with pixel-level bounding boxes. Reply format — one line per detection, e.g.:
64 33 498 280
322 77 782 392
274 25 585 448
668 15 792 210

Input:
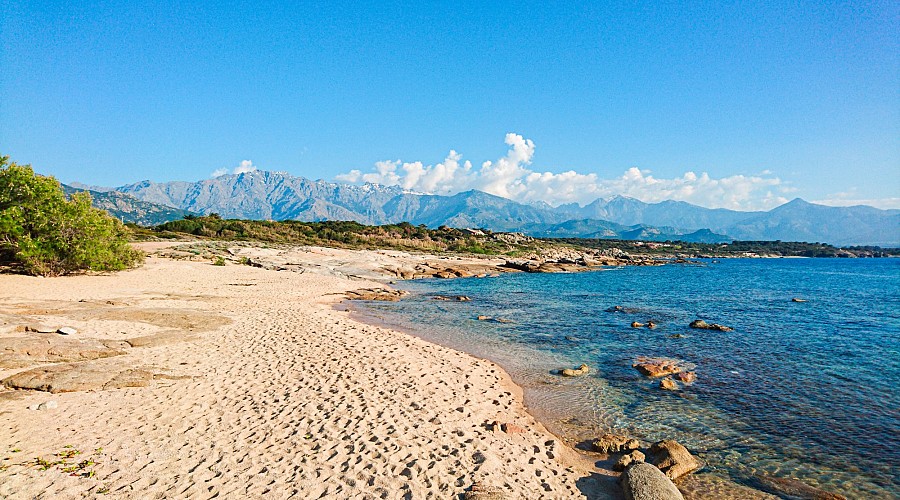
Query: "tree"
0 156 144 276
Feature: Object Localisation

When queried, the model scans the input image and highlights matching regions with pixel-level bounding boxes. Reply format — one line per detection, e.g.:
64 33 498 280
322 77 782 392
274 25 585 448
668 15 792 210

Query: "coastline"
0 245 616 498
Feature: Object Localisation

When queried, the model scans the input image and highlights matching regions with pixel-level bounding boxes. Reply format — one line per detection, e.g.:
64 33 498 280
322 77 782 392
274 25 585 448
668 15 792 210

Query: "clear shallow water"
353 258 900 498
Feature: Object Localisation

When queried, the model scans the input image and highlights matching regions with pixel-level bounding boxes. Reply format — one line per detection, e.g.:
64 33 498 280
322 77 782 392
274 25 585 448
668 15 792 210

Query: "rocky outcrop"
344 288 408 301
648 440 701 480
591 434 641 454
620 462 684 500
3 362 158 393
633 358 685 378
0 337 129 369
689 320 733 332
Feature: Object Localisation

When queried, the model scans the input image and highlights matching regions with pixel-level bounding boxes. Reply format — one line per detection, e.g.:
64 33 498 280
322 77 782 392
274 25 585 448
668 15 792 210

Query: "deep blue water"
354 258 900 498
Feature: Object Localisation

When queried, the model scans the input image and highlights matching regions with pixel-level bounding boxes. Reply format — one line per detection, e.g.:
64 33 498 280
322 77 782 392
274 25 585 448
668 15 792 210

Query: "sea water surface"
352 258 900 498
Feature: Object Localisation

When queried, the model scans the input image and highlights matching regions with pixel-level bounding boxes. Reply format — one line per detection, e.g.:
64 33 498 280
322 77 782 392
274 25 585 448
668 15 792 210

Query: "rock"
659 378 679 390
631 321 645 328
667 334 684 339
57 327 77 335
674 371 696 383
753 474 847 500
647 321 657 329
0 337 129 370
434 295 470 301
791 298 808 303
560 364 590 377
477 315 492 321
633 358 684 378
3 362 157 393
29 400 59 411
344 288 408 301
464 482 505 500
591 434 641 454
25 325 57 333
648 440 701 480
689 319 733 332
500 422 526 434
621 462 684 500
614 450 646 471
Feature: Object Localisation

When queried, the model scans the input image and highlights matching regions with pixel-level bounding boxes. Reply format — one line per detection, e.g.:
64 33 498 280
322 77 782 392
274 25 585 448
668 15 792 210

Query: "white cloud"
336 133 792 211
212 160 257 177
814 189 900 210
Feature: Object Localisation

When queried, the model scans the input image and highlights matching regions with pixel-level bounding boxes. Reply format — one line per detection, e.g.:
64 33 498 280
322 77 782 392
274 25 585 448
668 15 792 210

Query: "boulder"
633 358 684 378
674 372 696 383
631 322 645 328
791 298 808 303
500 422 526 434
477 315 491 321
621 462 684 500
561 364 590 377
591 434 641 454
659 378 678 390
648 440 701 480
689 320 733 332
613 450 646 471
647 321 657 329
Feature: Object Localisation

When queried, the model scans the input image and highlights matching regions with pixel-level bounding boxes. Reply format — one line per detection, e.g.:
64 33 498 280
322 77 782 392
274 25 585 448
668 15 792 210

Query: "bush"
0 156 144 276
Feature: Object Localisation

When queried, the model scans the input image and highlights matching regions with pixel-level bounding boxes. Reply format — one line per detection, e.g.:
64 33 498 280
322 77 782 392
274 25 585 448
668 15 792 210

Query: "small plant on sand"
212 256 226 266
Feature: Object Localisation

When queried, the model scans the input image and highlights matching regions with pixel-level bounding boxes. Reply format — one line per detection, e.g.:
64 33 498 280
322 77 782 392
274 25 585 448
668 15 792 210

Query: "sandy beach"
0 244 616 499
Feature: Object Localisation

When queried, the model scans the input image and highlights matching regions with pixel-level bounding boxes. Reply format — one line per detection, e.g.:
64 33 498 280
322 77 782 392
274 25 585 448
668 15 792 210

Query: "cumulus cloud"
212 160 257 177
336 133 792 211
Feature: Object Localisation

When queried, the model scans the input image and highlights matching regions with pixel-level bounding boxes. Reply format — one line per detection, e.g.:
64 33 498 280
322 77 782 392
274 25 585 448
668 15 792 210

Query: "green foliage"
0 156 144 276
212 256 226 266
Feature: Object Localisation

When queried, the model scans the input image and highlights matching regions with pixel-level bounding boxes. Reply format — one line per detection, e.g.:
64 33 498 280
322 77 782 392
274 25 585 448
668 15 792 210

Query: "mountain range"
67 170 900 246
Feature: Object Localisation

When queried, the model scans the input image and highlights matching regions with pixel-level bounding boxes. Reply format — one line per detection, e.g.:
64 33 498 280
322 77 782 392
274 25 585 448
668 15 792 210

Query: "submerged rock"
648 440 701 480
621 462 684 500
659 378 679 390
689 319 733 332
674 372 696 383
591 434 641 454
753 475 847 500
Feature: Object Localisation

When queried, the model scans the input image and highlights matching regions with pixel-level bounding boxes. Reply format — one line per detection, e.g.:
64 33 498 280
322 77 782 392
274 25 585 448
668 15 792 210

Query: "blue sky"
1 1 898 210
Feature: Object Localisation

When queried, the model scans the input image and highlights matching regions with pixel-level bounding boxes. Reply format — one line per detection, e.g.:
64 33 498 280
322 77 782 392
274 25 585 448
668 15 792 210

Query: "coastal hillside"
62 184 192 226
100 170 898 246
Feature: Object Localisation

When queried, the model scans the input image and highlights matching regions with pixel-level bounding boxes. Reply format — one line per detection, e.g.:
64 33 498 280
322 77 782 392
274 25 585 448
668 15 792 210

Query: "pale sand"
0 246 615 499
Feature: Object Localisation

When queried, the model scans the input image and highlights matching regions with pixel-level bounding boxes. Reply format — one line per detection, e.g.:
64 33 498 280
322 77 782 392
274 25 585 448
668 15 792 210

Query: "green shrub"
212 256 226 266
0 156 144 276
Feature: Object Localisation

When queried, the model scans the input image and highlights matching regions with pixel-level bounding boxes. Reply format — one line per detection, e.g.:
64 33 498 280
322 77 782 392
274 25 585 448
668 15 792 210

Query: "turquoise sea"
352 258 900 498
